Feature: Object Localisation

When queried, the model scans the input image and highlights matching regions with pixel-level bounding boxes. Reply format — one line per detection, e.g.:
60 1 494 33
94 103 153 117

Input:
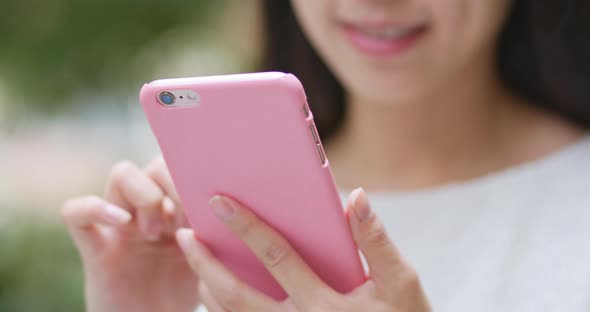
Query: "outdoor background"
0 1 260 310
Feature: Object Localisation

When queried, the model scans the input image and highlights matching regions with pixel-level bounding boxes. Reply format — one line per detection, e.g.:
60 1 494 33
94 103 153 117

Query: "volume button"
309 123 320 143
315 143 327 165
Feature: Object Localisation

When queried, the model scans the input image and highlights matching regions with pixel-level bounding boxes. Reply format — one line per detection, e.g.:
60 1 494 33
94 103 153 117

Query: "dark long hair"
261 1 590 141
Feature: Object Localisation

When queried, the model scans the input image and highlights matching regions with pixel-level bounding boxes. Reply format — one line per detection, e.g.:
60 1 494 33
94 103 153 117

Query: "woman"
62 0 590 311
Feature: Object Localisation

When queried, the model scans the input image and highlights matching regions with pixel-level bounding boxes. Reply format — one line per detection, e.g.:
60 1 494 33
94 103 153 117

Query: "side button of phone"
315 143 327 165
310 123 320 144
303 102 311 118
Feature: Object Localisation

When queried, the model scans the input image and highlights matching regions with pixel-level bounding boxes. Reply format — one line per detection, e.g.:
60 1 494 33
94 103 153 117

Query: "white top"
368 135 590 312
198 135 590 312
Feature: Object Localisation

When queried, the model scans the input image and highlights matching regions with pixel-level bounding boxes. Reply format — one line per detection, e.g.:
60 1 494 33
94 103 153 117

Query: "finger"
174 202 190 228
208 195 338 309
347 188 411 289
105 161 164 241
198 283 226 312
61 196 131 250
145 157 189 231
162 195 189 230
160 196 181 237
176 229 279 311
144 156 181 203
62 196 132 229
161 196 175 232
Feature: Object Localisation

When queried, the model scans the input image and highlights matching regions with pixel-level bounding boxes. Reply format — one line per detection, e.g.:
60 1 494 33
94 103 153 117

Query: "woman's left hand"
176 188 431 312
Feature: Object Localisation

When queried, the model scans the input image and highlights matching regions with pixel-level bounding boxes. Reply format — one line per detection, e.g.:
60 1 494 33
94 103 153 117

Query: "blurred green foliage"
0 0 227 113
0 218 84 311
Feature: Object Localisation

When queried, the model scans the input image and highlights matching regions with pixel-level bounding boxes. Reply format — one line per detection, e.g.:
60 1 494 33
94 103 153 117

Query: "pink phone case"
140 72 365 300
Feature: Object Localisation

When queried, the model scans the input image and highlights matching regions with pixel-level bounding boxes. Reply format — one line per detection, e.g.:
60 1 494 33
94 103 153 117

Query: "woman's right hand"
61 157 199 312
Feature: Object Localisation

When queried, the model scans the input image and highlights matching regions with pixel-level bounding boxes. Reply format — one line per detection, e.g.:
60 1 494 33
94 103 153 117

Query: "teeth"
360 27 415 40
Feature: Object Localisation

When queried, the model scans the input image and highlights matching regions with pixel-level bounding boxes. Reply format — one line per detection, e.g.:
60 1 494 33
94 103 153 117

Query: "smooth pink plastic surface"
140 72 365 300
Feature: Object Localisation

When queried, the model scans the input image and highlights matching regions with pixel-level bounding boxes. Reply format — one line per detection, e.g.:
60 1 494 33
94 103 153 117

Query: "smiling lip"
342 22 427 57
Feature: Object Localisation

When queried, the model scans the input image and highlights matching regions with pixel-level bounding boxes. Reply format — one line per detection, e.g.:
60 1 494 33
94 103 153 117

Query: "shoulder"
532 134 590 218
509 101 588 165
538 133 590 194
486 129 590 214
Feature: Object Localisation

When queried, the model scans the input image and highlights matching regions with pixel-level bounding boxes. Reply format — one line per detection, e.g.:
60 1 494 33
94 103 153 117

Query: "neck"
326 57 534 191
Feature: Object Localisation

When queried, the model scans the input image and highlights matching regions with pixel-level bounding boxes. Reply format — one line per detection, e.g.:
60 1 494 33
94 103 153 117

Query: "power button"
309 123 320 144
315 143 327 165
303 102 311 118
309 122 326 165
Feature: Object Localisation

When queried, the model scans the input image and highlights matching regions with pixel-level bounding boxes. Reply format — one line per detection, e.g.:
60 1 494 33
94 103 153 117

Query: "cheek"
430 0 512 70
366 0 513 101
291 0 512 104
290 0 335 47
291 1 354 85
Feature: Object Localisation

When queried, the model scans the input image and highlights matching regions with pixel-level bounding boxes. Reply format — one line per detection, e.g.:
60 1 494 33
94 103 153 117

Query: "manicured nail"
209 196 235 221
176 228 195 254
103 204 132 225
351 188 371 222
162 197 175 215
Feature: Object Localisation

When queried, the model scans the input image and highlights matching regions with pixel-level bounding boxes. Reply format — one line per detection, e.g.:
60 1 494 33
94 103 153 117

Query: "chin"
344 74 428 106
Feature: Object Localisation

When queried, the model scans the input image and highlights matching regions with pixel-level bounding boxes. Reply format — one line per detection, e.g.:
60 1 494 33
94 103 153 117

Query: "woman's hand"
177 188 431 312
62 157 199 312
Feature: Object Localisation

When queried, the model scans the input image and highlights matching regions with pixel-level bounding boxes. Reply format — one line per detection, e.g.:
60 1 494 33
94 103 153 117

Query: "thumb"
347 188 408 286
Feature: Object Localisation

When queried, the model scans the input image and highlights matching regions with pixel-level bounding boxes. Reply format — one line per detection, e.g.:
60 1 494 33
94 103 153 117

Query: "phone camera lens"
158 92 175 105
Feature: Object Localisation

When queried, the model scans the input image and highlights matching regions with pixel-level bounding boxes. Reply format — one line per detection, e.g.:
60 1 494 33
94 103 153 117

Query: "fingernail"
351 188 371 222
176 228 195 254
103 204 132 225
209 196 235 221
162 197 175 215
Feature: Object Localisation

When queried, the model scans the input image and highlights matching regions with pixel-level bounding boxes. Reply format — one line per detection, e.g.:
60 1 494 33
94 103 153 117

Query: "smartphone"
140 72 365 300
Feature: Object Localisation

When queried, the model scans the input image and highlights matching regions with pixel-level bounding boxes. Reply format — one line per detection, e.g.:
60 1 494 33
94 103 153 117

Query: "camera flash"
187 92 198 100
